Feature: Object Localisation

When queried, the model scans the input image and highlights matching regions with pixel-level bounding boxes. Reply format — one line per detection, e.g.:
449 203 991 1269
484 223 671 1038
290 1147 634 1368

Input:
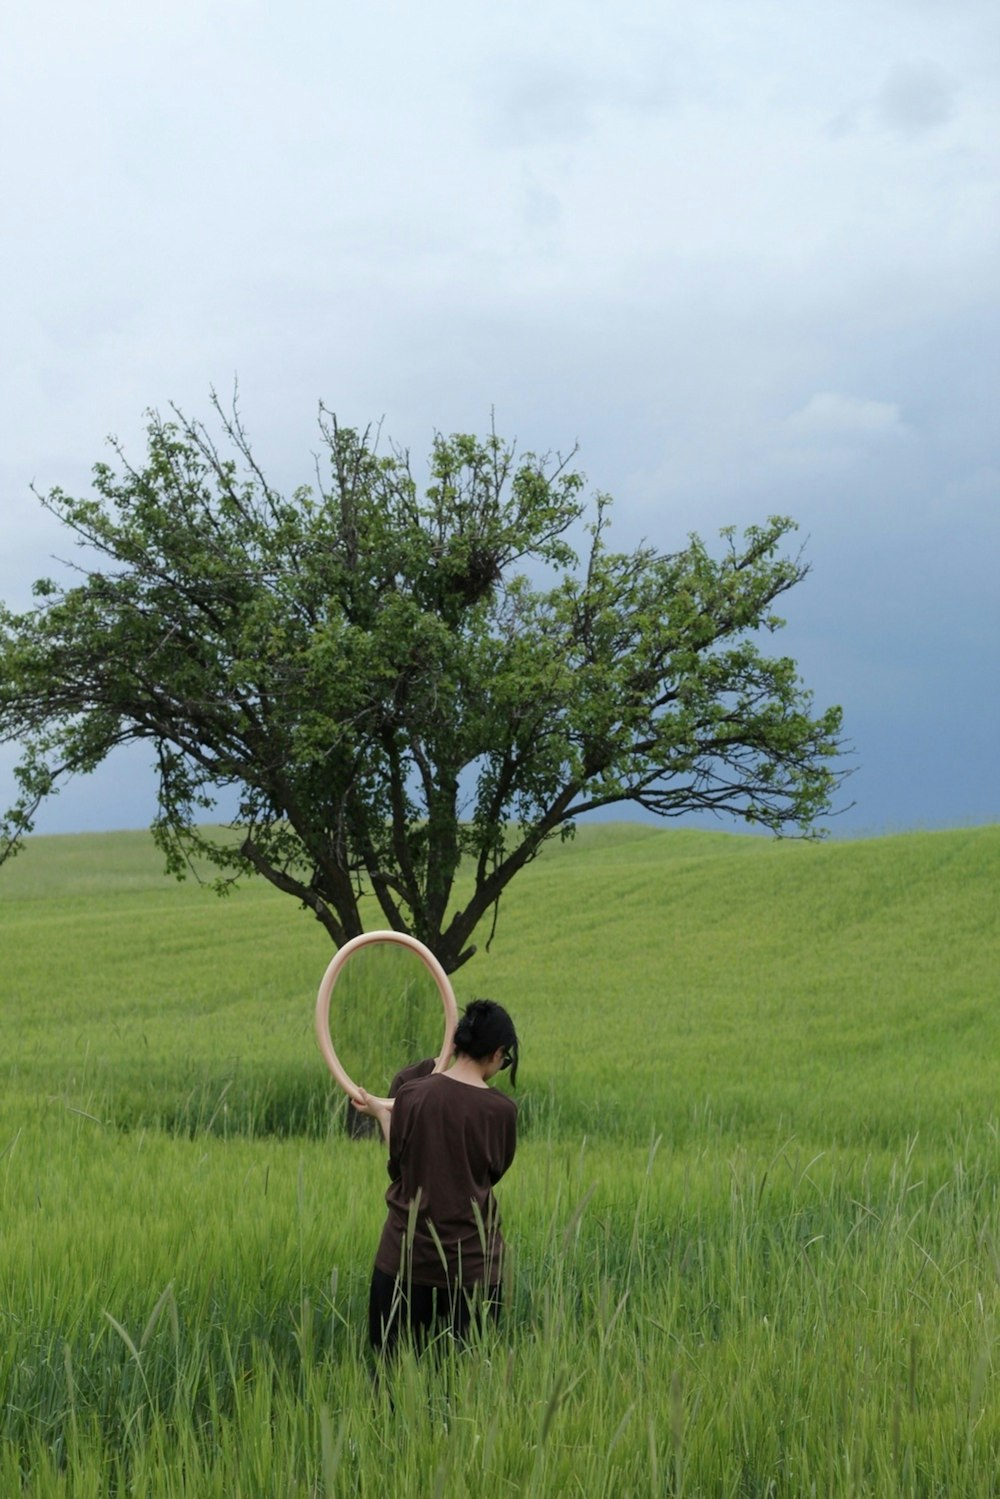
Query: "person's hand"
352 1089 393 1131
353 1085 392 1139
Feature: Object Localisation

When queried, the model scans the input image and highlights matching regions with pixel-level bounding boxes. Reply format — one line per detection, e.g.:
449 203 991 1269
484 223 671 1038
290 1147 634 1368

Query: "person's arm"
389 1058 435 1097
352 1089 393 1147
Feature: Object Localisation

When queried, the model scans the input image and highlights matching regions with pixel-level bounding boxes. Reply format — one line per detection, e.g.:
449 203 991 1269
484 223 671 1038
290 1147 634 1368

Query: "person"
352 998 519 1358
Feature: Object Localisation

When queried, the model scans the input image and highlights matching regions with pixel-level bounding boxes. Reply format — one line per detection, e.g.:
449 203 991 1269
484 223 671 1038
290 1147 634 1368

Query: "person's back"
376 1072 516 1288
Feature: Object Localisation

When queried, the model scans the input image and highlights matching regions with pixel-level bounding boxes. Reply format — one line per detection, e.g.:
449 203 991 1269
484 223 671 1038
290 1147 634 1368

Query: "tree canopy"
0 399 846 971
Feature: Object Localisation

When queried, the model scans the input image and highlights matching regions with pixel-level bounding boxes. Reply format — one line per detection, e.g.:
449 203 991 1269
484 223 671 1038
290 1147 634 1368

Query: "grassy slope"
2 821 997 1145
484 822 1000 1144
2 823 999 1495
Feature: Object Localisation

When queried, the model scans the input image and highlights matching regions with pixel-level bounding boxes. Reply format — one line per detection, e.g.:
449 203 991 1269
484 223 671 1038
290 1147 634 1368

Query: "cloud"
520 171 564 230
491 62 602 146
0 0 997 837
877 61 959 133
826 59 960 139
764 393 915 486
484 40 679 150
785 392 909 441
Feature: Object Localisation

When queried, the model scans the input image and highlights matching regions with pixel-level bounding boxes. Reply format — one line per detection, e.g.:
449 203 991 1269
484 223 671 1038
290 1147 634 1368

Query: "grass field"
1 821 998 1495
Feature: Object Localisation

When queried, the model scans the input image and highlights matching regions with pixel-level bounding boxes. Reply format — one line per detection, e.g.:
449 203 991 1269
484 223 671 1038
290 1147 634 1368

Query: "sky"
1 0 997 839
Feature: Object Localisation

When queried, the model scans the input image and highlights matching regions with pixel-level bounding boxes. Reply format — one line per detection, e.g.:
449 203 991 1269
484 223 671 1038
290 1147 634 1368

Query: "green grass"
1 822 998 1494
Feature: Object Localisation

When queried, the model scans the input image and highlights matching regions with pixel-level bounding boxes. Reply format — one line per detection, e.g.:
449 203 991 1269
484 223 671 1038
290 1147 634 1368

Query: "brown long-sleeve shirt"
374 1073 517 1289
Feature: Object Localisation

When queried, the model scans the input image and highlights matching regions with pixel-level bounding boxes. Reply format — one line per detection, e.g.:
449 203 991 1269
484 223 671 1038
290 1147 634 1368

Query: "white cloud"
767 393 914 485
785 393 909 441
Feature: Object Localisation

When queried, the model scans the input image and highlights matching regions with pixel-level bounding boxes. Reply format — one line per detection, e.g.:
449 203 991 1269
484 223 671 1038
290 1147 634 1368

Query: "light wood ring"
315 931 459 1108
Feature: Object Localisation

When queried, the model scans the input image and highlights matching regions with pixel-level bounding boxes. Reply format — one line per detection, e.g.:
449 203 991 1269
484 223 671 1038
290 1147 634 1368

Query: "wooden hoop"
315 931 458 1107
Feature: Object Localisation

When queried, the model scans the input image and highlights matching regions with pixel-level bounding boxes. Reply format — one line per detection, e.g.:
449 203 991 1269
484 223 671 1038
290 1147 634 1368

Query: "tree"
0 398 846 972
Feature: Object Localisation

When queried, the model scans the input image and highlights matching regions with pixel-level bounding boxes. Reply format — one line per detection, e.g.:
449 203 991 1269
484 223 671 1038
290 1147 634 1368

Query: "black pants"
368 1266 501 1357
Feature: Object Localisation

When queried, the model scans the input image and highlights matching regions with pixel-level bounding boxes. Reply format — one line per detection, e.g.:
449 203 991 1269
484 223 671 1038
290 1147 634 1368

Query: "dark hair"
453 998 519 1087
